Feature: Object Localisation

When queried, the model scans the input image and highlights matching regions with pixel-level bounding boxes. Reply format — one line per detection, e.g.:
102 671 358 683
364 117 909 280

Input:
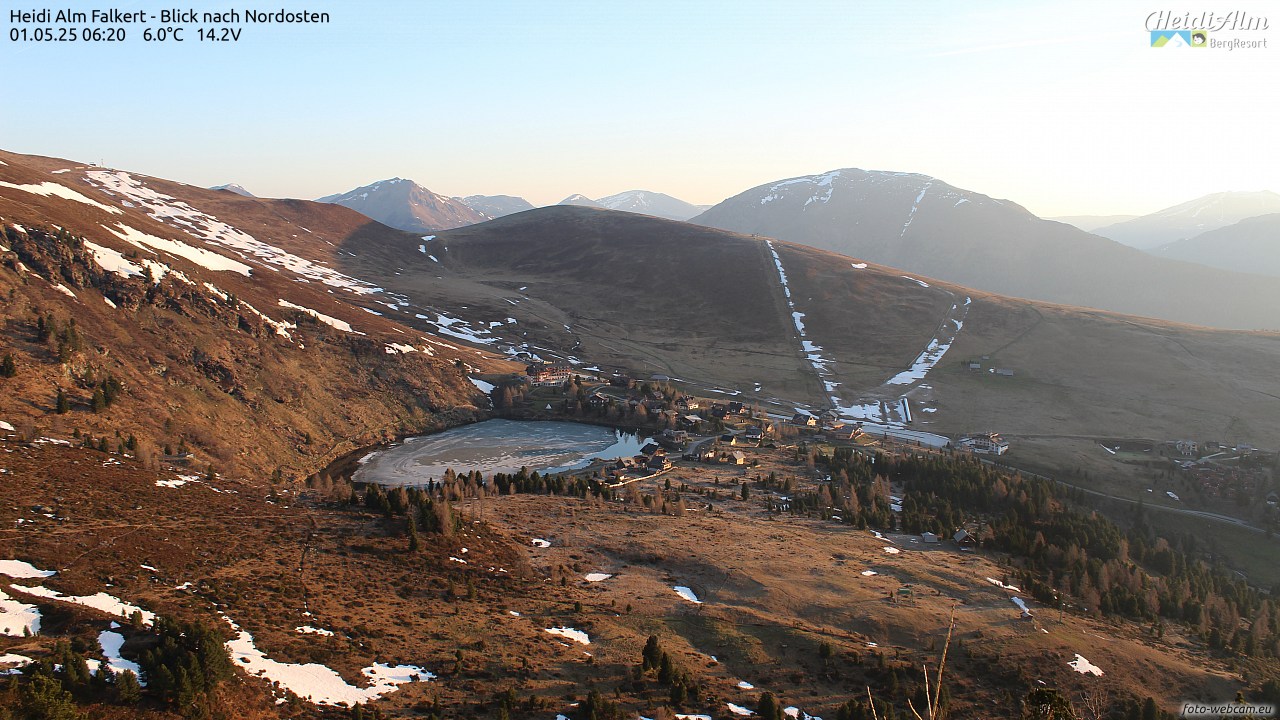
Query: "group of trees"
135 618 235 710
639 636 701 708
0 616 232 719
356 481 463 540
51 375 123 416
35 312 83 363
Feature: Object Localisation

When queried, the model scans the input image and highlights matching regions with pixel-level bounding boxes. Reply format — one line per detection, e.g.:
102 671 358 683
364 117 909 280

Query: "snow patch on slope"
224 616 433 706
278 300 363 335
85 170 381 294
102 222 252 275
0 180 123 215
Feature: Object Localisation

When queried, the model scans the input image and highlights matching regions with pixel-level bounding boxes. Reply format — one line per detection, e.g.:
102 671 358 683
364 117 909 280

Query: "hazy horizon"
3 0 1277 217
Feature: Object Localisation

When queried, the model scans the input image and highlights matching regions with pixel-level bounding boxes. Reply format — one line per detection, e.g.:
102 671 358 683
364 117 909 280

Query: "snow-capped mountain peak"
594 190 708 220
557 194 602 208
211 183 254 197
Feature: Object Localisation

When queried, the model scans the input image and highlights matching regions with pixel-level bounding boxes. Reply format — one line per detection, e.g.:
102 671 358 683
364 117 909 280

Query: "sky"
2 0 1278 216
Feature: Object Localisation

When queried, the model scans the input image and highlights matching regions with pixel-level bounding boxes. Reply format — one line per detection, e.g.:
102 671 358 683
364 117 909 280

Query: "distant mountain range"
691 169 1280 330
1152 213 1280 278
556 191 706 220
318 181 708 230
456 194 534 220
211 183 254 197
1048 214 1137 233
318 178 486 233
1090 191 1280 249
595 190 708 220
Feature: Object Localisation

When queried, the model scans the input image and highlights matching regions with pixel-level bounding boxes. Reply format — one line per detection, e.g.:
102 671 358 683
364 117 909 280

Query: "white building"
958 432 1009 455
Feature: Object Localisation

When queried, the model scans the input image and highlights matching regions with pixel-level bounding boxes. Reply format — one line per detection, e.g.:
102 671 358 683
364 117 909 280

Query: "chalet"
729 451 748 465
727 401 749 416
646 455 672 472
828 426 859 441
640 442 663 457
608 374 633 388
677 397 702 410
527 362 572 387
791 412 818 427
921 532 939 544
958 432 1009 455
587 392 611 409
1175 440 1198 457
678 414 703 430
643 398 667 413
743 425 764 442
661 428 690 444
953 529 977 547
707 404 728 419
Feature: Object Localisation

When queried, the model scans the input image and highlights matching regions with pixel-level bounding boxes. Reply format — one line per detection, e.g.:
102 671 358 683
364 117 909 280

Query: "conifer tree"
757 691 781 720
115 669 142 704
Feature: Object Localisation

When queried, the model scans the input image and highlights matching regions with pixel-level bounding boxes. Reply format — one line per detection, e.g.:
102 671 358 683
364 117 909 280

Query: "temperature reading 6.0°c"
143 27 184 42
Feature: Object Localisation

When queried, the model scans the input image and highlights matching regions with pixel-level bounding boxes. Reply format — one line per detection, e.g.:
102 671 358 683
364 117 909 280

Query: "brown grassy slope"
0 437 1246 719
773 244 1280 444
0 150 516 481
337 204 1280 448
933 300 1280 443
767 241 963 389
339 206 826 397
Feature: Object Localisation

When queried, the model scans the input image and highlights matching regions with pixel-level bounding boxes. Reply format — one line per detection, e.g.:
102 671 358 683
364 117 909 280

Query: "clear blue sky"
3 0 1277 215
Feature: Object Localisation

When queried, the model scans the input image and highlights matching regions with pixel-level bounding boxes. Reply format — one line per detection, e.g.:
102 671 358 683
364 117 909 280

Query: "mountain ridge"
1092 190 1280 249
318 177 486 233
0 148 510 481
456 193 534 220
594 189 708 220
691 168 1280 330
1153 212 1280 278
336 204 1280 449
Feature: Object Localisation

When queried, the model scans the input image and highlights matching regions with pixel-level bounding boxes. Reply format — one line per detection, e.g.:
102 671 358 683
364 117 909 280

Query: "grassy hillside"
0 150 514 481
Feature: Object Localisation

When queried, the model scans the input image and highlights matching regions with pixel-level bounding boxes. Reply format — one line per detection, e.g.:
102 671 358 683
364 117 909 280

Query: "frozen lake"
354 420 650 486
